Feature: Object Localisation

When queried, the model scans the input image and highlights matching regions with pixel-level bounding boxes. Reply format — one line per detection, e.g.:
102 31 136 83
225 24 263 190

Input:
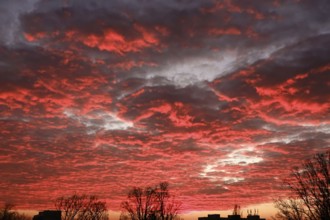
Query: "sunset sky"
0 0 329 219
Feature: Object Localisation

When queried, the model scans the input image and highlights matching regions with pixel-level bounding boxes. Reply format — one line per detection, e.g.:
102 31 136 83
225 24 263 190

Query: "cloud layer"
0 0 329 214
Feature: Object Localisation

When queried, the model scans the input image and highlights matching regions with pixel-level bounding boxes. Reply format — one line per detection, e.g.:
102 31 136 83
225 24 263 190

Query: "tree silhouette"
154 182 181 220
55 194 108 220
121 182 181 220
274 151 330 220
0 203 29 220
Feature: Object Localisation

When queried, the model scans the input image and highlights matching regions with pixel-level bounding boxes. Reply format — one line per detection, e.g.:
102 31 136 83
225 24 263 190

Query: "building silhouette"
198 213 266 220
33 210 61 220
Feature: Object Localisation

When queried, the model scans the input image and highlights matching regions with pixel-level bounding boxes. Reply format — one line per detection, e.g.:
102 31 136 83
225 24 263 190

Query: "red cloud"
24 32 46 42
208 28 242 36
66 24 162 55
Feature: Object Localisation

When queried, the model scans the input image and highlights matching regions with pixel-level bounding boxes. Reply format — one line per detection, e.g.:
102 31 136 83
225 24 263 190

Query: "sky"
0 0 329 218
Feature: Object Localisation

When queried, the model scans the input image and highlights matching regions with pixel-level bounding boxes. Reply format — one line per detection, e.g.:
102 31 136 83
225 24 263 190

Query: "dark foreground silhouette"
198 214 265 220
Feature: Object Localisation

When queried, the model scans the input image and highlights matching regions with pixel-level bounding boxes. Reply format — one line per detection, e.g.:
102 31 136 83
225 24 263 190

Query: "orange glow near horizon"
18 203 277 220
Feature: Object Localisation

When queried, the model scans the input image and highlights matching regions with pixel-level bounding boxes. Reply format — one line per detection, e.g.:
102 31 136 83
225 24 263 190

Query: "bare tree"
121 186 156 220
273 197 305 220
78 196 108 220
55 194 85 220
0 204 15 220
274 151 330 220
121 182 181 220
0 204 30 220
55 194 108 220
155 183 181 220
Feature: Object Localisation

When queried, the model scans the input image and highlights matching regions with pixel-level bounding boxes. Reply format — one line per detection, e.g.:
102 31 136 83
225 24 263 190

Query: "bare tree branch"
274 151 330 220
121 182 181 220
55 194 108 220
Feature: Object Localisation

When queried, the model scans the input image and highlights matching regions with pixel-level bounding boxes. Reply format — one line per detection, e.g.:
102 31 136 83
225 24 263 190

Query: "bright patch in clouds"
146 52 238 87
64 109 134 133
219 148 263 166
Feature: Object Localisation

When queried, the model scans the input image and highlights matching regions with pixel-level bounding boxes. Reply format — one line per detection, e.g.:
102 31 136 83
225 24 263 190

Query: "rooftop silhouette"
33 210 61 220
198 213 266 220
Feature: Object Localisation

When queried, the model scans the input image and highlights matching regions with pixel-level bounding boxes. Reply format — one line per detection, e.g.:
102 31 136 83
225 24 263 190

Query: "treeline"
55 194 108 220
1 182 180 220
0 204 30 220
